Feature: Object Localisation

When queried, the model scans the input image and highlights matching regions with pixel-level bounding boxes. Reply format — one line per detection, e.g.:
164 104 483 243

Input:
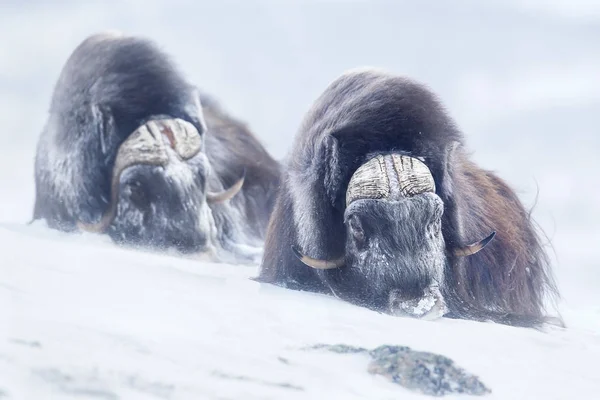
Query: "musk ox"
32 32 280 263
256 68 562 327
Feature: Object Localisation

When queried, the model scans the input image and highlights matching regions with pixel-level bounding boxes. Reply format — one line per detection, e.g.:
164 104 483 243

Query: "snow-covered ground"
2 221 599 399
1 1 599 399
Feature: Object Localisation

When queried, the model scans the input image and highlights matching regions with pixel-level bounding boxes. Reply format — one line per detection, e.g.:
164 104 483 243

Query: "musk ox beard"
32 32 280 263
256 68 562 327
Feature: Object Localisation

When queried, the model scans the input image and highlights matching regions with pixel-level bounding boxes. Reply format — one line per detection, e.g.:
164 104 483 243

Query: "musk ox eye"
348 215 366 247
129 181 150 211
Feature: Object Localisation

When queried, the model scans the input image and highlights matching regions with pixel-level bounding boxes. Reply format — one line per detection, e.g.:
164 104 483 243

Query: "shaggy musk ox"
256 68 562 327
32 32 280 262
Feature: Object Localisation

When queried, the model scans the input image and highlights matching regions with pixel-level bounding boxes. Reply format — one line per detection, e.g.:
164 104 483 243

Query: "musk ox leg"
285 135 353 293
32 101 116 231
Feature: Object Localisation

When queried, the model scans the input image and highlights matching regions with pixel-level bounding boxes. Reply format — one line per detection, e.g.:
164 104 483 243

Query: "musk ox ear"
91 104 117 160
188 86 209 137
323 134 344 208
438 140 461 201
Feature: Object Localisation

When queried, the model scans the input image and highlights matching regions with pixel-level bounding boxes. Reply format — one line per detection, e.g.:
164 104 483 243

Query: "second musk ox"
32 32 280 263
256 68 562 327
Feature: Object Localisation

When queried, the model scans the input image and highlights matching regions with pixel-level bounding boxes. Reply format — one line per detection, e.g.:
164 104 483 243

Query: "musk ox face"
293 153 494 320
75 115 245 253
343 195 447 319
76 116 214 252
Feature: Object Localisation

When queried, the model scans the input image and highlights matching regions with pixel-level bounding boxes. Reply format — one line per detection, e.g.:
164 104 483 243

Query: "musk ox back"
32 32 280 263
256 68 561 327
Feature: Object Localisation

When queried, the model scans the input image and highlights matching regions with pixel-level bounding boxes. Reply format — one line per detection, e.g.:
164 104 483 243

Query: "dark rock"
307 344 491 397
303 344 368 354
9 338 41 348
124 375 175 399
33 368 118 399
277 356 291 365
212 370 304 392
368 345 491 396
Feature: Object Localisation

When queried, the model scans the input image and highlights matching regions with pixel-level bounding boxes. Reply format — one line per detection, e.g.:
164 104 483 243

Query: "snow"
1 221 599 399
1 0 600 399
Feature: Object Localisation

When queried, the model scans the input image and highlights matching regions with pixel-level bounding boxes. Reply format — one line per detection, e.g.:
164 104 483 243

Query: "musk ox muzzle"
293 153 495 320
77 118 245 235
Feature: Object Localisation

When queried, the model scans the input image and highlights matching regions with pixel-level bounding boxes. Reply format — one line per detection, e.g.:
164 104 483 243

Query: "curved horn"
77 162 138 233
291 246 345 270
207 169 246 204
454 231 496 257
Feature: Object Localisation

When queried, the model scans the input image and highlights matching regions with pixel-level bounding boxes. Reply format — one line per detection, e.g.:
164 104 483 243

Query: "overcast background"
0 0 598 314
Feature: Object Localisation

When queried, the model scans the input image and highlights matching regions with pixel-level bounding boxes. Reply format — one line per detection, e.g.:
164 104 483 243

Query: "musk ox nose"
120 163 192 214
119 166 165 213
171 232 208 254
125 180 151 212
388 285 448 321
105 163 211 253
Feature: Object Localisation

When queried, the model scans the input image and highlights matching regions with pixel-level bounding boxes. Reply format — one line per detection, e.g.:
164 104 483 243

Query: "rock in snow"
306 344 491 396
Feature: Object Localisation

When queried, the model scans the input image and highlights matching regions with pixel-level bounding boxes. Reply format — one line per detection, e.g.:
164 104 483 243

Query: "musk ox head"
292 153 494 319
76 115 244 251
33 32 244 253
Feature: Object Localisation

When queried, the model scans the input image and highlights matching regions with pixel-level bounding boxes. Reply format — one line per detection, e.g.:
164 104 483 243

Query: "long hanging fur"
256 68 561 328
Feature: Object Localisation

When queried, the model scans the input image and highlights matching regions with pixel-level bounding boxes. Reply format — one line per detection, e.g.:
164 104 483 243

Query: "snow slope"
1 221 599 399
1 0 600 399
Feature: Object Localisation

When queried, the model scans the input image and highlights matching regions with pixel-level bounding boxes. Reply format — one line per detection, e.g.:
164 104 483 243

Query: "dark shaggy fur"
32 32 280 262
256 68 561 327
200 93 282 255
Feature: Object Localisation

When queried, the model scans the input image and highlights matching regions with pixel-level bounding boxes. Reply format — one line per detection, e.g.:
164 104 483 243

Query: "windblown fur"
256 68 561 327
32 32 281 263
